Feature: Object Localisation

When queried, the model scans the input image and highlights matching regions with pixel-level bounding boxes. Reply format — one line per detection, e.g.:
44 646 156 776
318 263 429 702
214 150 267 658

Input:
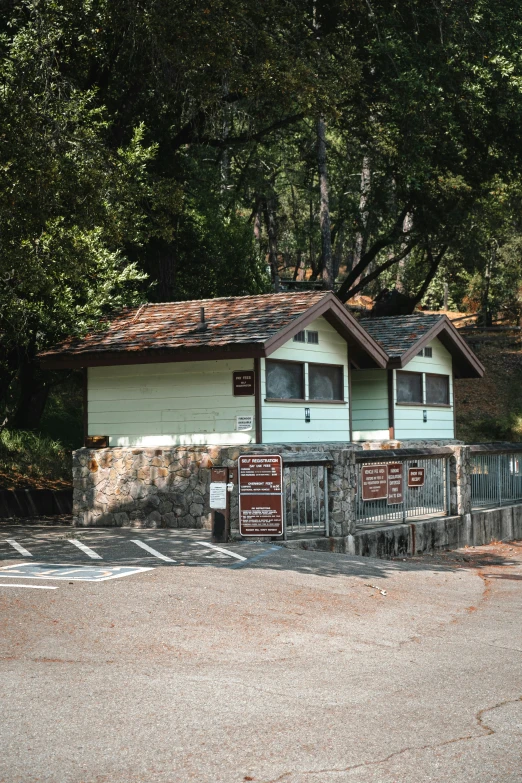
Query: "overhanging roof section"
38 291 388 370
360 314 485 378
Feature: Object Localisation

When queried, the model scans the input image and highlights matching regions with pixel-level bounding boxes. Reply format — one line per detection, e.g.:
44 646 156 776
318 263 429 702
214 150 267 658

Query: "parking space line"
229 546 281 569
0 583 58 590
68 539 102 559
130 540 176 562
5 539 33 557
195 541 247 561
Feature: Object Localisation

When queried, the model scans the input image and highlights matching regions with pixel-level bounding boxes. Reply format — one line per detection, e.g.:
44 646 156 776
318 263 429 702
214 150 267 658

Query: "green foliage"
3 0 522 443
0 429 71 488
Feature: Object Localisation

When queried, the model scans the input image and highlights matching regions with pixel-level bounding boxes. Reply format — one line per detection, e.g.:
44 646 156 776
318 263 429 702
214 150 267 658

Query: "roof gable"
360 314 484 378
39 291 388 370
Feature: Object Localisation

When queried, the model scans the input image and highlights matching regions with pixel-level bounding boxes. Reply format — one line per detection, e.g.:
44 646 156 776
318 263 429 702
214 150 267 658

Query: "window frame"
425 372 450 407
265 358 305 402
396 371 424 405
264 360 347 404
307 362 345 402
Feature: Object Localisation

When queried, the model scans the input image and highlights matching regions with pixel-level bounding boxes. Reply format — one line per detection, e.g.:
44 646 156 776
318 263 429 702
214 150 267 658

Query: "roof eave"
263 292 388 369
396 316 485 377
39 343 266 370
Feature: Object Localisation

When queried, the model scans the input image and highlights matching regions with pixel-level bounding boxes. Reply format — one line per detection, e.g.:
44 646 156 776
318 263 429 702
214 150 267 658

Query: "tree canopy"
2 0 522 429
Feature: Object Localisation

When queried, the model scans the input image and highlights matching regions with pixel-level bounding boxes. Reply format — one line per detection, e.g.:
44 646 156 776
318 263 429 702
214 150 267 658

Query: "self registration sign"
238 455 283 536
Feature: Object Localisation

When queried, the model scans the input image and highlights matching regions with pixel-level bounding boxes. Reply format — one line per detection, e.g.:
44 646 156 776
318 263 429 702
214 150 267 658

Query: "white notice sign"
236 415 253 432
209 482 227 510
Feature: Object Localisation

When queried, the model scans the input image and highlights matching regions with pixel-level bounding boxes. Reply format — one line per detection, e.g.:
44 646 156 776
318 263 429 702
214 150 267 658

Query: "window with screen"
308 364 344 400
306 331 319 344
424 346 433 358
293 330 305 343
426 374 449 405
266 361 304 399
396 371 423 403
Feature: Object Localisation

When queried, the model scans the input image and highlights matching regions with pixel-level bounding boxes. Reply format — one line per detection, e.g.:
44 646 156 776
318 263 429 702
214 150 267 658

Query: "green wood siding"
351 369 389 441
88 359 256 447
261 317 350 443
394 338 454 440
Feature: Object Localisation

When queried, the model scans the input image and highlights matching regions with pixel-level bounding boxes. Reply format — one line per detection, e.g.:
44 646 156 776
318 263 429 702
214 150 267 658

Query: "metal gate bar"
282 454 331 538
356 456 449 526
471 451 522 509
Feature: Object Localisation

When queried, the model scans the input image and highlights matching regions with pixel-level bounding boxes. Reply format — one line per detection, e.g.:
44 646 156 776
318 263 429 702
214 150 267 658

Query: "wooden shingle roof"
361 314 445 359
361 314 484 378
39 291 388 370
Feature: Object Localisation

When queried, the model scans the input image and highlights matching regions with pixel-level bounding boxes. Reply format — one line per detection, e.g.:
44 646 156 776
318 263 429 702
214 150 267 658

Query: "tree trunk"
262 198 280 292
10 355 50 431
395 211 413 292
317 116 333 290
351 155 371 289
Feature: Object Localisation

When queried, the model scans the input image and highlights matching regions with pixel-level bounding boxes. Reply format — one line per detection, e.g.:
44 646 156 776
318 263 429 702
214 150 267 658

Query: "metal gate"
471 450 522 509
355 455 450 526
282 454 331 538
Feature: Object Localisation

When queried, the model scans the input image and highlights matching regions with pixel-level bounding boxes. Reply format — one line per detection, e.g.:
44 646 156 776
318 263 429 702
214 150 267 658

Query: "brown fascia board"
39 344 266 370
263 292 388 369
398 316 485 378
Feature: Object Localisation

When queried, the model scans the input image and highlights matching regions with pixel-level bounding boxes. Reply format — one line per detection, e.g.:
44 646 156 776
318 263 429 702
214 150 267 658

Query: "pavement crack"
262 696 522 782
476 694 522 735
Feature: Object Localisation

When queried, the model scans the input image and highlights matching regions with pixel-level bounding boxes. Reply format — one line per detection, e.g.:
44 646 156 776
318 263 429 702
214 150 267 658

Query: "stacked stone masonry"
72 439 465 535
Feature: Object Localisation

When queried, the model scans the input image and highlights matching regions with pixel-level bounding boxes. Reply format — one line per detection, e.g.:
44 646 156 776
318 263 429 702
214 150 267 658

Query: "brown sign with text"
233 371 255 396
239 454 283 536
361 465 388 500
387 463 404 505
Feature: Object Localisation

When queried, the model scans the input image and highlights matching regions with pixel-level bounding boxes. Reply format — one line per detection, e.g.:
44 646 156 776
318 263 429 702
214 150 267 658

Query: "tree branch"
339 238 421 300
336 201 413 301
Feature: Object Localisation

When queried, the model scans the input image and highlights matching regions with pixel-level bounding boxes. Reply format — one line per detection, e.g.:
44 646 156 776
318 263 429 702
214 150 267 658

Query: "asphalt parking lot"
1 526 522 783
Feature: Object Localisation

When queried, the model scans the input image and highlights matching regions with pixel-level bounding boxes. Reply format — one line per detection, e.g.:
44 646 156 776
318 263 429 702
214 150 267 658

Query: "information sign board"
209 482 227 510
233 371 255 396
387 463 404 505
408 467 425 487
236 415 253 431
361 465 388 500
239 455 282 494
238 454 283 536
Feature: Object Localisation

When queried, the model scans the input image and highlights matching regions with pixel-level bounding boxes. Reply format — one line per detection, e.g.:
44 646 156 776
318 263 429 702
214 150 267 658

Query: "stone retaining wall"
72 443 357 535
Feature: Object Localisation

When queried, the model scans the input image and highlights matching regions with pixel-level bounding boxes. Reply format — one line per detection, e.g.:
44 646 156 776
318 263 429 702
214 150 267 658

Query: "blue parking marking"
0 563 153 582
229 545 282 569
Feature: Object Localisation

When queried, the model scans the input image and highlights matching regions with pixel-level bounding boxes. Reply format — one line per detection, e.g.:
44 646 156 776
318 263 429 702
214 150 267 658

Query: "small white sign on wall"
209 482 227 510
236 415 254 432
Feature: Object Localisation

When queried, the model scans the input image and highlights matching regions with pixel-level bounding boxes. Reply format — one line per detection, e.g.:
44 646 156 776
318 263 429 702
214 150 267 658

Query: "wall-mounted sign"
408 467 425 487
209 482 227 510
233 371 255 396
387 463 404 505
361 465 387 500
236 415 253 432
238 454 283 536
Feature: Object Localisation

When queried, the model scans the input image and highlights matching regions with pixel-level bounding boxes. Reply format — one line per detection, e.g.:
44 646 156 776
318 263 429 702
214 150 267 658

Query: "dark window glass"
426 374 449 405
424 346 433 357
309 364 343 400
397 372 423 403
266 361 304 399
293 331 305 343
307 331 319 345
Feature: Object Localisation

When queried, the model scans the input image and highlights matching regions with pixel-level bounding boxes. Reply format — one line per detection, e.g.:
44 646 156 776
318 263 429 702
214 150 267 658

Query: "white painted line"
0 583 58 590
5 539 33 557
68 539 102 559
130 540 176 562
195 541 247 561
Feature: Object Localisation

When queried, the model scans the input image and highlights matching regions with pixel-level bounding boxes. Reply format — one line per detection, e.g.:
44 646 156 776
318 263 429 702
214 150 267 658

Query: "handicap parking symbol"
0 563 153 582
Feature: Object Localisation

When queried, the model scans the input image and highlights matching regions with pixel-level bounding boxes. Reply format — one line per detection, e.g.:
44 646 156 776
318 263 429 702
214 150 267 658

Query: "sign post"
238 455 283 537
